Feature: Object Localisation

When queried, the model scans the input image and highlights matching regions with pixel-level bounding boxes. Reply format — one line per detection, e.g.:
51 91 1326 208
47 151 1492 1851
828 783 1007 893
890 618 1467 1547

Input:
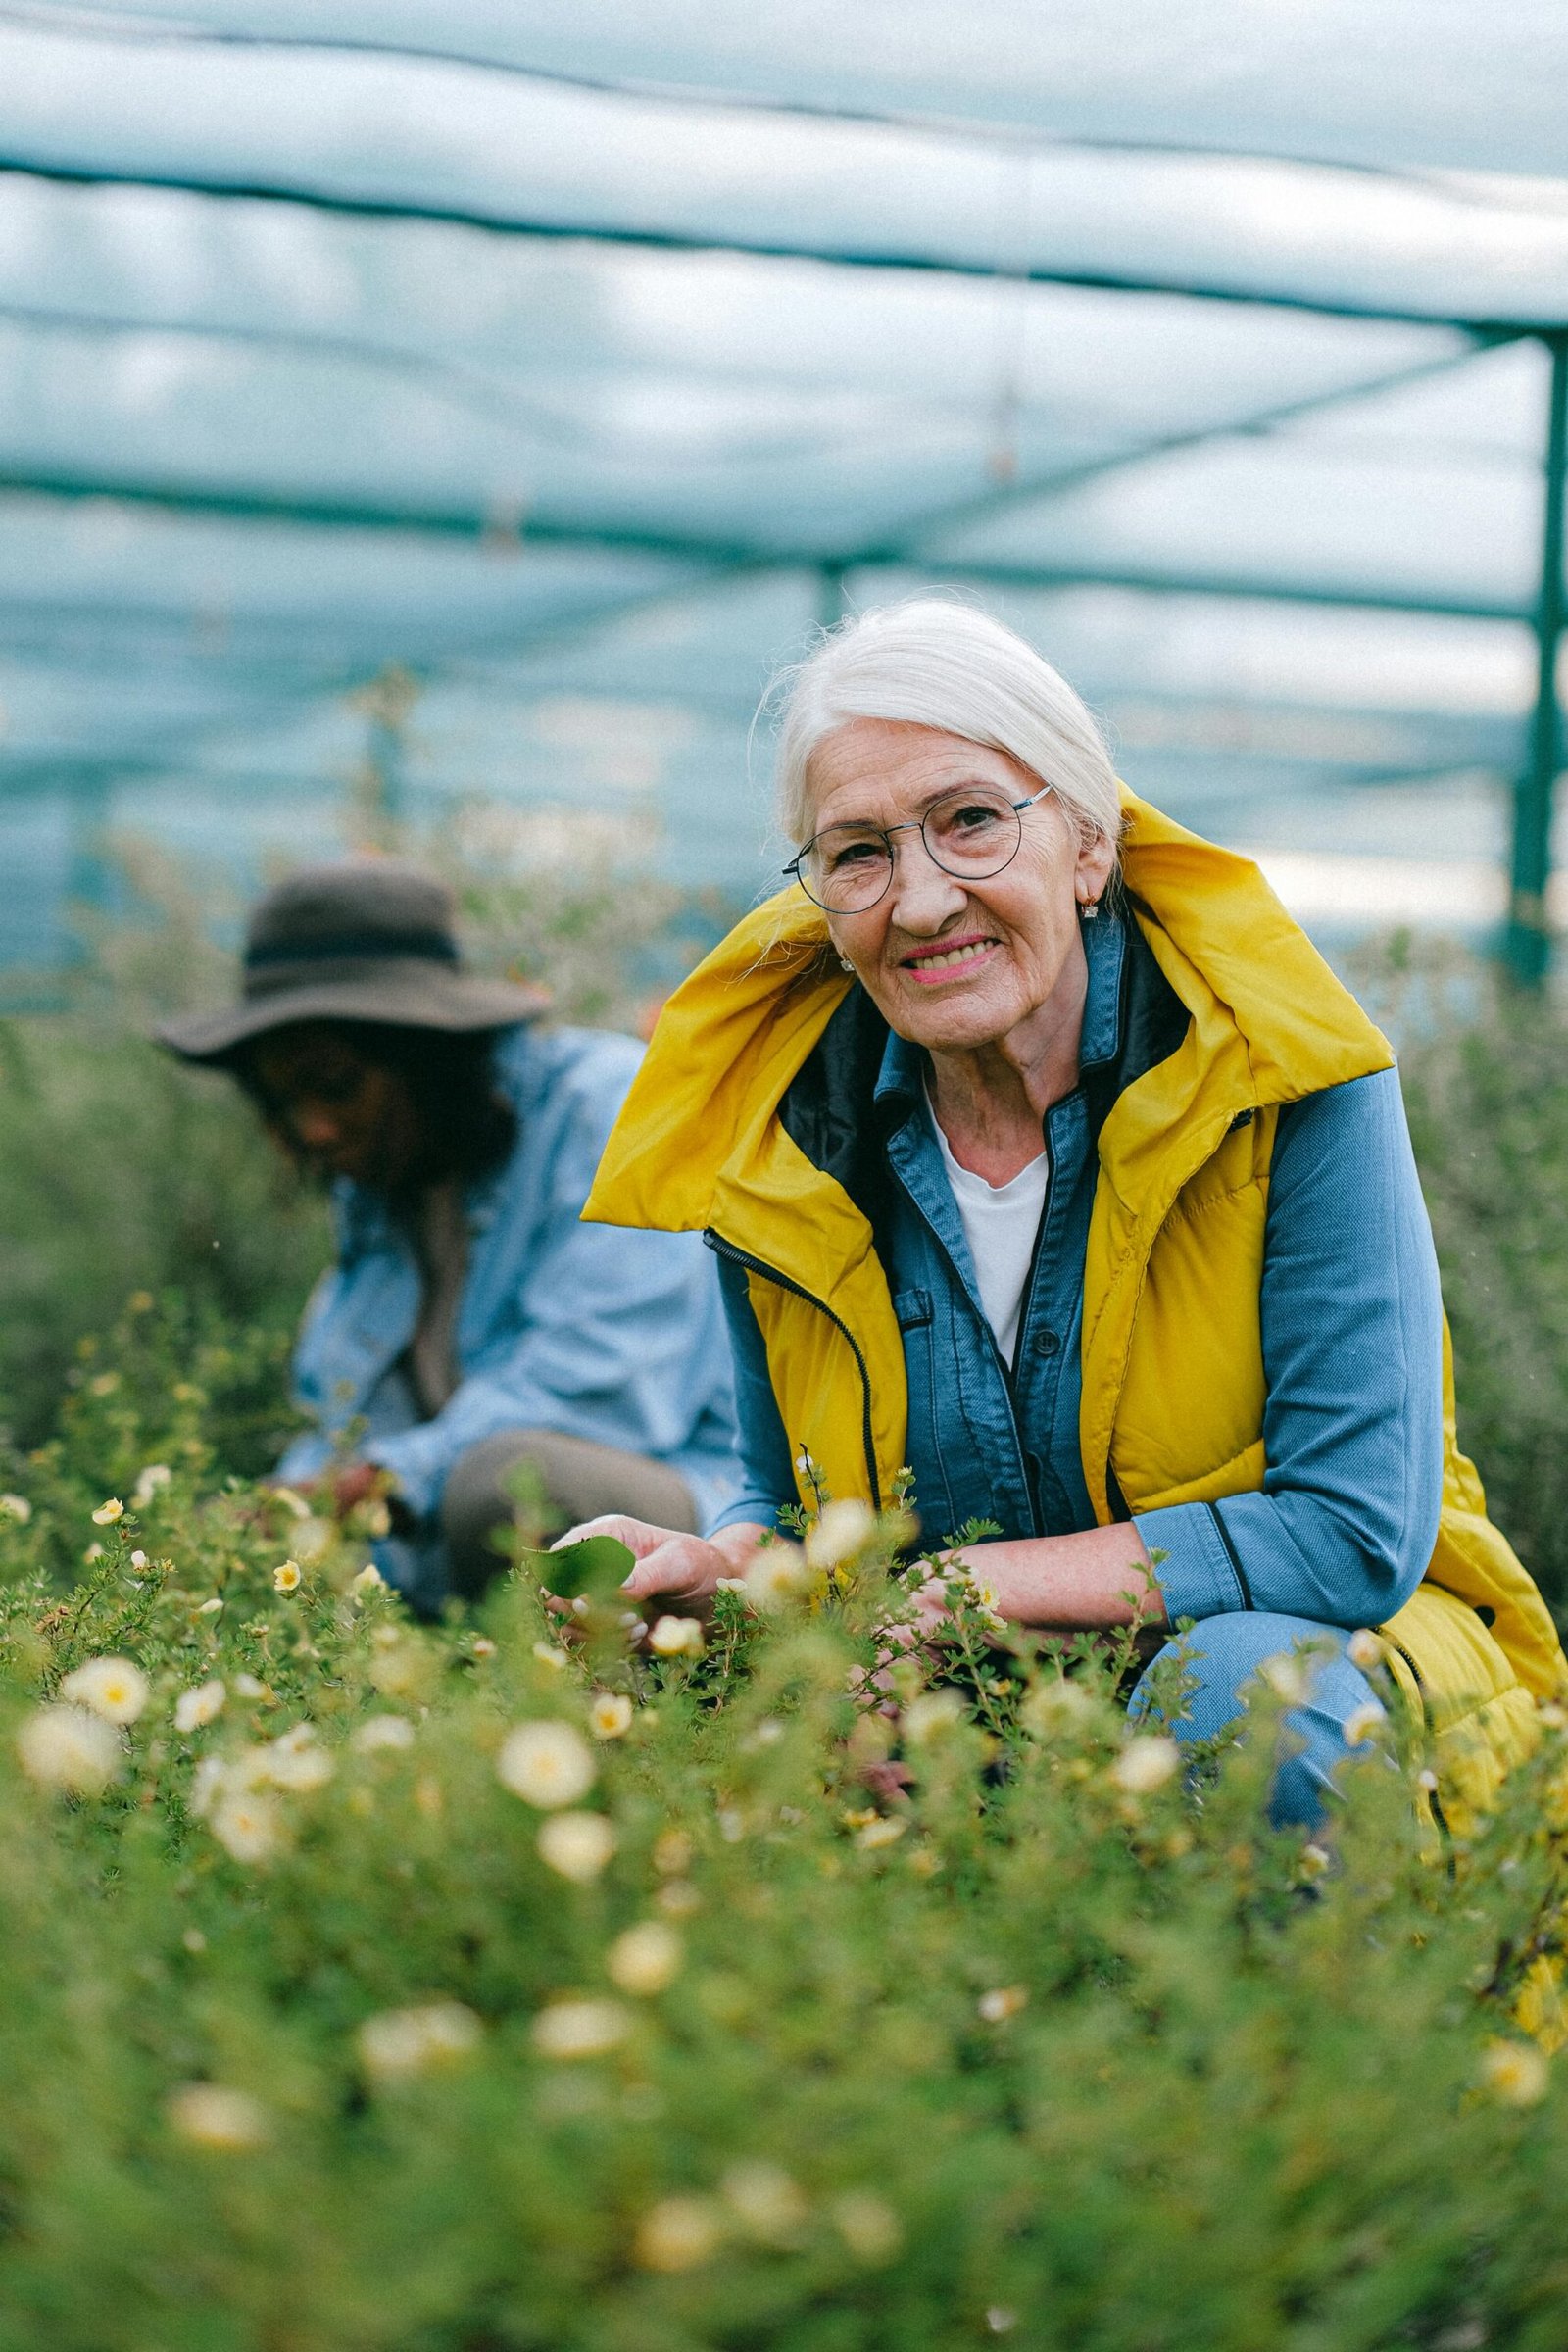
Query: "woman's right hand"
550 1514 767 1620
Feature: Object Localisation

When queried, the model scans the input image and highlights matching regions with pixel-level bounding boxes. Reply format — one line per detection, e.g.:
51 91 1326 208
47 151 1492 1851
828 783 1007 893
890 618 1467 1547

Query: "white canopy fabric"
0 2 1565 984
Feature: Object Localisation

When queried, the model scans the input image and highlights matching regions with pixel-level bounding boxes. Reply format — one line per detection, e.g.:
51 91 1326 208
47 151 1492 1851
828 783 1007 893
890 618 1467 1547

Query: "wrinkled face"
245 1024 424 1191
804 719 1114 1054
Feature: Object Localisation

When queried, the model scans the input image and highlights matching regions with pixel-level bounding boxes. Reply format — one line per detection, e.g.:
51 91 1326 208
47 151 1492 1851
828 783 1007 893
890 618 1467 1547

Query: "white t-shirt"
928 1099 1050 1367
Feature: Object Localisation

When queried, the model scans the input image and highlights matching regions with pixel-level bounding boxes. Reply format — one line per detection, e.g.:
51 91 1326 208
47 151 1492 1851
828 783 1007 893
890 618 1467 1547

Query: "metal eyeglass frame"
783 780 1055 912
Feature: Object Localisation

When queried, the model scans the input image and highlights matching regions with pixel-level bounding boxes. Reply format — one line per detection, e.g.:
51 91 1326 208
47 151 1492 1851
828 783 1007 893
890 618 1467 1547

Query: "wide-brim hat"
158 858 549 1064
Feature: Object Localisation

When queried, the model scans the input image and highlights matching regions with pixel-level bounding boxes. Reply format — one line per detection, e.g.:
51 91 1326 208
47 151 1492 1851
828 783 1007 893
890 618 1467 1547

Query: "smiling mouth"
901 935 999 980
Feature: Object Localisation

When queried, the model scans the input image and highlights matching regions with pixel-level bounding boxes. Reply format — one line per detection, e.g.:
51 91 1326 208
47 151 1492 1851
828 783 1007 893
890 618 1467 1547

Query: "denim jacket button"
1033 1328 1060 1357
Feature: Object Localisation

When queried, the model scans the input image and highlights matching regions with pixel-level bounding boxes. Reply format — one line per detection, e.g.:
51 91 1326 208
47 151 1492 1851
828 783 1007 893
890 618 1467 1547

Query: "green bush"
0 1324 1563 2350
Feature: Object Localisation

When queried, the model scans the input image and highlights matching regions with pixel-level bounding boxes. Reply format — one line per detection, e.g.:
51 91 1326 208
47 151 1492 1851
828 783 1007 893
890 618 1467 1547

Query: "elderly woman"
578 601 1562 1824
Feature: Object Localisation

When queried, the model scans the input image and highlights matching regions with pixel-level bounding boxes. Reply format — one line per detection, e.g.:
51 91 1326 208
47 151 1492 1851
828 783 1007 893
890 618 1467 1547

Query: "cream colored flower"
832 2191 904 2264
351 1714 416 1754
653 1827 694 1876
0 1492 32 1524
90 1497 124 1526
497 1719 597 1809
1256 1651 1309 1706
530 1996 631 2061
634 2195 724 2273
531 1641 570 1674
210 1788 283 1864
607 1920 682 1995
588 1690 634 1740
272 1560 303 1594
196 1597 223 1617
537 1810 617 1883
174 1680 226 1735
292 1516 333 1563
1343 1701 1388 1748
358 2000 481 2083
60 1655 150 1725
1479 2038 1550 2107
349 1563 385 1602
166 2082 270 2151
1021 1675 1100 1740
132 1464 172 1508
470 1636 498 1660
857 1815 907 1851
721 2160 807 2244
977 1984 1029 2024
264 1724 334 1790
233 1673 268 1700
1346 1627 1384 1672
902 1690 966 1745
743 1546 810 1612
17 1703 121 1793
1110 1735 1182 1794
648 1615 705 1659
804 1497 876 1572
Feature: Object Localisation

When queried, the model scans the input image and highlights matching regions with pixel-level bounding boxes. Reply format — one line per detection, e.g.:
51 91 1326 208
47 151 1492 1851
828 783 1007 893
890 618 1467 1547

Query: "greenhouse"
4 0 1568 988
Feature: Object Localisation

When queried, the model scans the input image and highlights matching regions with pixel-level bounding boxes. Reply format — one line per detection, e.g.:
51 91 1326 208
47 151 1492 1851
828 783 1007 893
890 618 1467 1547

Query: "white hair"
769 598 1122 858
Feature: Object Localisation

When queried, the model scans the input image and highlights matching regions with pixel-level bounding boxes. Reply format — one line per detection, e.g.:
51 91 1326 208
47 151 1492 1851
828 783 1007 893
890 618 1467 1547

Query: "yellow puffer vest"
588 790 1566 1825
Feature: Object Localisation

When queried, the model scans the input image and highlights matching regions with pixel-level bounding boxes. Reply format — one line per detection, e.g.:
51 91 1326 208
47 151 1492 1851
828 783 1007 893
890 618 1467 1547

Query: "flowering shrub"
0 1325 1561 2348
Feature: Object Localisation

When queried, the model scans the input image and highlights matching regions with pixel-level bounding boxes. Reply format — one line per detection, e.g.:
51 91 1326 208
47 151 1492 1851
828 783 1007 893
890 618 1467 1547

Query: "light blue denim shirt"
710 912 1445 1631
276 1022 741 1528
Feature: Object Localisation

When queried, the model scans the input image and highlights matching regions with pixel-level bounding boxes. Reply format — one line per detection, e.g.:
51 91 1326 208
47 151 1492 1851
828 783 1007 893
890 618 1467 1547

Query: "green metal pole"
1506 331 1568 986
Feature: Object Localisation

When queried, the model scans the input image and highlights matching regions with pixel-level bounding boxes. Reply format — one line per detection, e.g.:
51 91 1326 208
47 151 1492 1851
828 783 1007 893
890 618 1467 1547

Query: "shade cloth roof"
1 2 1566 983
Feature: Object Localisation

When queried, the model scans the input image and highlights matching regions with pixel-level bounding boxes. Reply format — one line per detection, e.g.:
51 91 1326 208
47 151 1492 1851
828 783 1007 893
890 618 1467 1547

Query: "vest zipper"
706 1231 883 1513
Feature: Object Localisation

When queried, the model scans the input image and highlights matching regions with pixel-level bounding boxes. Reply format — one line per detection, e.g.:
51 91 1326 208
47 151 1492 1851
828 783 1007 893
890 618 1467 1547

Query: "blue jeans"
1127 1611 1384 1828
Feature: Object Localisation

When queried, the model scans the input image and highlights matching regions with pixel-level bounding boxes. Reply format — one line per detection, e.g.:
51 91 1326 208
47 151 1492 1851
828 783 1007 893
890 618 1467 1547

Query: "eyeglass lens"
799 788 1025 912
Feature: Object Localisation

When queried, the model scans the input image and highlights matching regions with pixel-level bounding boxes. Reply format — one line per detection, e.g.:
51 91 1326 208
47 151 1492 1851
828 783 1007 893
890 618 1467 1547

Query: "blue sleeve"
705 1251 800 1536
1135 1065 1444 1629
364 1048 739 1523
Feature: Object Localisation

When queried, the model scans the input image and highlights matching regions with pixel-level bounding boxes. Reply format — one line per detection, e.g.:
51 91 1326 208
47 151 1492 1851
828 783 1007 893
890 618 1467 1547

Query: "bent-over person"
160 860 739 1610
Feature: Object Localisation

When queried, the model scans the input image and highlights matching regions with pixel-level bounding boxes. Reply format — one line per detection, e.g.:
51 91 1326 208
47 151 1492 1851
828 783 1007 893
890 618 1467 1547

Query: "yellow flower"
607 1920 682 1995
1110 1735 1182 1794
60 1655 150 1725
648 1615 705 1659
496 1720 597 1809
804 1497 876 1572
173 1680 226 1735
832 2191 904 2264
90 1497 124 1526
357 2000 481 2084
530 1996 631 2061
1479 2037 1550 2107
17 1703 121 1794
721 2160 807 2245
977 1984 1029 2024
166 2082 270 2152
633 2195 724 2273
537 1811 618 1883
588 1690 634 1740
743 1546 810 1612
272 1560 303 1594
210 1788 284 1864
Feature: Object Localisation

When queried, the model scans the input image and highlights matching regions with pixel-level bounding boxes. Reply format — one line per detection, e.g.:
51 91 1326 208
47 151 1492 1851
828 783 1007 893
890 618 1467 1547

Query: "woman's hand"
549 1514 769 1621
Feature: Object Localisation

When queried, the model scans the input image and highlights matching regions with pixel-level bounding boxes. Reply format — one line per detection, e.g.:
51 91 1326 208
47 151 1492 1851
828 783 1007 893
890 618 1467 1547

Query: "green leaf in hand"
528 1534 635 1603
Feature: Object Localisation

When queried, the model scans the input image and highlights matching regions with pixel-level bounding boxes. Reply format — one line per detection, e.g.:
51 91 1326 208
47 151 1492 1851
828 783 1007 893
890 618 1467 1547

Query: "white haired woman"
573 600 1562 1826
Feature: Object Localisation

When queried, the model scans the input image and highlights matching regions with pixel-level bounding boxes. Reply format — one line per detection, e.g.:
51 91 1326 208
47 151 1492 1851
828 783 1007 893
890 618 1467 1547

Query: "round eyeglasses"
784 781 1054 914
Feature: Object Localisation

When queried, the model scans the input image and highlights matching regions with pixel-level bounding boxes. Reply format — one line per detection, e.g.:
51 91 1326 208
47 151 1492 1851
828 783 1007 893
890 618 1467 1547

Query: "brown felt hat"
158 859 548 1064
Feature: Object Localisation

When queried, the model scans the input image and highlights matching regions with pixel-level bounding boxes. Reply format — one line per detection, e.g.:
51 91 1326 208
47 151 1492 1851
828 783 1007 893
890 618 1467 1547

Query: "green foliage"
1365 940 1568 1621
0 1326 1563 2350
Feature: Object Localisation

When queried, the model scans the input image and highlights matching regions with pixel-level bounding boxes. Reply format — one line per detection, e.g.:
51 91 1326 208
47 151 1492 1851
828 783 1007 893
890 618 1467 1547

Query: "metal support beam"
1505 333 1568 986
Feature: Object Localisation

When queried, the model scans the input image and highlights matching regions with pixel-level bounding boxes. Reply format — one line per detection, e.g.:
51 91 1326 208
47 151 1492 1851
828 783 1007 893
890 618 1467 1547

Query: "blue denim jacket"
711 912 1445 1631
275 1023 741 1528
